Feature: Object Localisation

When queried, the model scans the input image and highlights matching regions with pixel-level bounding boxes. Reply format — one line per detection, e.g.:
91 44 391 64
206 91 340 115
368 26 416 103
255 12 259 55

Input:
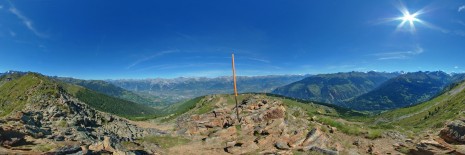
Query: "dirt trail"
167 139 229 155
130 120 174 131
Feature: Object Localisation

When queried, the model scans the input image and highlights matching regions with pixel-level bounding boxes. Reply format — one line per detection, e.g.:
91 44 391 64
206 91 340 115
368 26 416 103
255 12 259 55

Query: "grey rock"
275 141 290 150
55 135 65 141
309 146 338 155
440 120 465 144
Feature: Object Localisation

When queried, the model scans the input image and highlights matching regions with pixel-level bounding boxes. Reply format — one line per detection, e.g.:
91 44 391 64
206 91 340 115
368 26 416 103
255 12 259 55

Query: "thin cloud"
127 50 179 69
456 20 465 27
373 46 424 60
454 66 459 69
136 62 228 71
0 5 4 9
9 30 16 37
459 5 465 12
453 30 465 37
9 5 47 38
245 57 270 63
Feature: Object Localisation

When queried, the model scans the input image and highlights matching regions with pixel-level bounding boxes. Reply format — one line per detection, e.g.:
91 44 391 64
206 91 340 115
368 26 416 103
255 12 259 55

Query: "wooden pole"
232 53 240 122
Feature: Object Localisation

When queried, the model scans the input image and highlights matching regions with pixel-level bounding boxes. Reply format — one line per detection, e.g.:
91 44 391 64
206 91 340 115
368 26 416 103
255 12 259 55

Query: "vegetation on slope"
272 71 398 104
345 71 452 111
72 88 159 118
0 73 159 119
371 78 465 132
57 77 163 106
0 73 59 117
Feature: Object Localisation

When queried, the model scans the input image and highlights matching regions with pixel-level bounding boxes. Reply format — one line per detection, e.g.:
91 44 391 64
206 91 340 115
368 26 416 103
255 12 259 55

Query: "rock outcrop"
440 120 465 144
0 91 164 154
176 96 339 154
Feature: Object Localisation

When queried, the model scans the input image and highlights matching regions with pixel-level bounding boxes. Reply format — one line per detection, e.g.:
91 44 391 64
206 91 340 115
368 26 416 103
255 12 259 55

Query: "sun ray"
392 2 425 33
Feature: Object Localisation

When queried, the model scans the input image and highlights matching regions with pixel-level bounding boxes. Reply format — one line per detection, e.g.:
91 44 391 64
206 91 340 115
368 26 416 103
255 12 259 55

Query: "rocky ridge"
174 95 341 154
0 89 165 154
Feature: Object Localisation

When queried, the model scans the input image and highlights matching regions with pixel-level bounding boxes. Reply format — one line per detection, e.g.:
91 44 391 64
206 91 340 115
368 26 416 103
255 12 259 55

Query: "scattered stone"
275 141 290 150
353 139 361 147
226 141 236 147
329 127 337 133
309 146 338 155
55 135 65 141
367 144 375 154
263 107 285 121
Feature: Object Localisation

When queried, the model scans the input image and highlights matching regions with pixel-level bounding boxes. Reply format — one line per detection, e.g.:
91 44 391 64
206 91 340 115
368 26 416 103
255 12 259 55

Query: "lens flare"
394 3 424 33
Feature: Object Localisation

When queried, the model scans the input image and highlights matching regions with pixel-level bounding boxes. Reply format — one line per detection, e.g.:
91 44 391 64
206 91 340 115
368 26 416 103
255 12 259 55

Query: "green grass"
371 80 465 132
35 144 54 152
73 88 159 118
0 73 58 117
316 117 363 136
159 96 203 122
235 125 242 131
138 135 190 149
57 77 165 106
265 93 368 118
194 98 216 115
0 73 161 120
57 120 67 127
366 129 383 139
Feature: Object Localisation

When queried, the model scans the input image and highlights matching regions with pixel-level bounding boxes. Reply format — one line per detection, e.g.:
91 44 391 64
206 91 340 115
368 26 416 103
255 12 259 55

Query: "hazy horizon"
2 69 462 80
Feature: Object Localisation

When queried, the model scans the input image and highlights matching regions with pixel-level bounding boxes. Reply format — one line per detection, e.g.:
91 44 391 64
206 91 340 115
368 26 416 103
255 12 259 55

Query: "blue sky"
1 0 465 79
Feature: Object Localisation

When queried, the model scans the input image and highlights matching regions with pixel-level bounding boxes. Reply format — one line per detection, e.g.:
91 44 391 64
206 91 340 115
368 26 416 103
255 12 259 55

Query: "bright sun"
401 12 418 23
391 3 426 33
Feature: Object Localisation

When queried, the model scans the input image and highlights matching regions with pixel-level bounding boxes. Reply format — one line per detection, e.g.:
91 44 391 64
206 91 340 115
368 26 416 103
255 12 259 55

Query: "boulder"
275 141 290 150
263 107 285 121
410 139 452 155
310 146 338 155
103 136 116 152
440 120 465 144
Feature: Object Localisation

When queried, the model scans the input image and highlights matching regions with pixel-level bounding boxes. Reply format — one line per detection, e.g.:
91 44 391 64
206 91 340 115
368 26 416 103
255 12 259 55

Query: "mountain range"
108 75 310 105
343 71 453 110
272 71 399 104
272 71 465 111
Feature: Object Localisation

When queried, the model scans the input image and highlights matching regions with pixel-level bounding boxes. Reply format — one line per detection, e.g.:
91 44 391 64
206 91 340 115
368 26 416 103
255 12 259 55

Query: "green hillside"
345 71 451 111
371 79 465 132
272 71 398 104
57 77 164 106
0 73 59 117
0 73 159 119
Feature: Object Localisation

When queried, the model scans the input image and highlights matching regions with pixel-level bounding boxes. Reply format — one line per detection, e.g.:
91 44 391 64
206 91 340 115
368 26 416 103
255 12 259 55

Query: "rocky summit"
0 92 165 154
0 87 165 154
173 95 339 154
